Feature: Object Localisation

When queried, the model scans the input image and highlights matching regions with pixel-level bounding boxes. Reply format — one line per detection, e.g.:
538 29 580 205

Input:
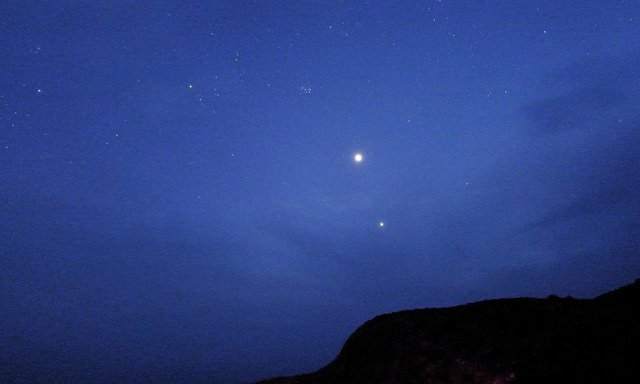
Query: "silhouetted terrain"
257 279 639 383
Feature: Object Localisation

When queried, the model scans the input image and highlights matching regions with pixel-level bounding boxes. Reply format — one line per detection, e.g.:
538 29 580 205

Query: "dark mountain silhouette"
257 279 639 383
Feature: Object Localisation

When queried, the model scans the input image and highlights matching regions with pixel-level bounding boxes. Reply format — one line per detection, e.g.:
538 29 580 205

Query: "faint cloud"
524 86 625 135
514 51 640 244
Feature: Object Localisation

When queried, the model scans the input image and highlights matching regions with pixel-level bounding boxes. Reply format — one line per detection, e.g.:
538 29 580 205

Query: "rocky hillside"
257 279 639 383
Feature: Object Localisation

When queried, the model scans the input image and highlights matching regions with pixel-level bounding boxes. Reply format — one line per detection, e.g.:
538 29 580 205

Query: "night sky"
2 1 640 383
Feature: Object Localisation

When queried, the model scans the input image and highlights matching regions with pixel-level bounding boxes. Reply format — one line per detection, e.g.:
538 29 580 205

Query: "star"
299 85 312 95
354 152 364 163
378 221 385 228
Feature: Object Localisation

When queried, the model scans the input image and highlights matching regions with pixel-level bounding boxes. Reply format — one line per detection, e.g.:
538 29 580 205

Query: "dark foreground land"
258 279 639 383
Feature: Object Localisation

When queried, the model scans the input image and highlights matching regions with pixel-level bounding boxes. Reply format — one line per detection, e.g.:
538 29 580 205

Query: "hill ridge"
257 279 639 384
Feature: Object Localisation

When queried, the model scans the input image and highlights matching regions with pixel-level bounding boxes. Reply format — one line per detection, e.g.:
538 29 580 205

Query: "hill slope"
257 279 639 383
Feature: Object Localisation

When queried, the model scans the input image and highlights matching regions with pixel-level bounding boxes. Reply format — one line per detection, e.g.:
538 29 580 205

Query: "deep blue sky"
2 1 640 383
